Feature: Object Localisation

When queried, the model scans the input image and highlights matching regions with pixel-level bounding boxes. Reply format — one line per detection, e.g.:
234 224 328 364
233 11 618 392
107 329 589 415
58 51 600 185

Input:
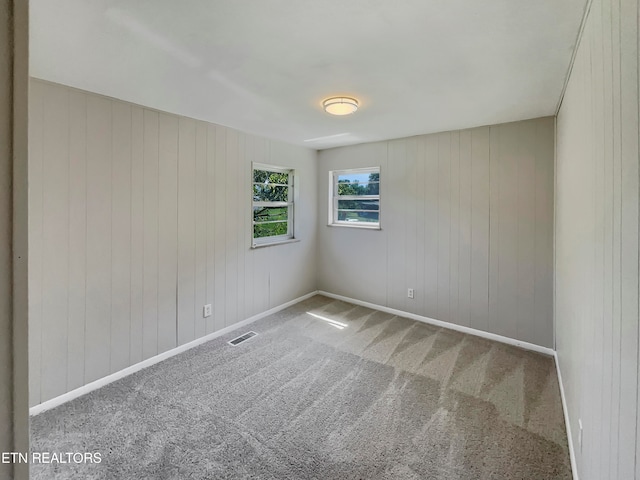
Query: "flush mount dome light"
323 96 359 116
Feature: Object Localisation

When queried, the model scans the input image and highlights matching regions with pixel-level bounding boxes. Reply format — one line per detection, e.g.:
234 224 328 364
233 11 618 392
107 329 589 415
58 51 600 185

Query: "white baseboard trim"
30 290 319 416
554 352 579 480
317 291 555 356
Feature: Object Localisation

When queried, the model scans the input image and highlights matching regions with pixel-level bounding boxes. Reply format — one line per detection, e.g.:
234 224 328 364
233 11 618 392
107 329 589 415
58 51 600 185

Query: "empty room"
1 0 640 479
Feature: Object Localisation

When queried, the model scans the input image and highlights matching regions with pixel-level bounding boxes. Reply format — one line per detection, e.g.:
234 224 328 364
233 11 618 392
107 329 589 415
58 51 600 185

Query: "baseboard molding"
554 352 579 480
317 291 555 356
30 290 319 416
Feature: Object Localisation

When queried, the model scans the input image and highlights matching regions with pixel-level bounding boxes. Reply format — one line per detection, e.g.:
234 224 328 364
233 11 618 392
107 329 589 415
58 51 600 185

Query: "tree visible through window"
252 164 294 246
330 167 380 227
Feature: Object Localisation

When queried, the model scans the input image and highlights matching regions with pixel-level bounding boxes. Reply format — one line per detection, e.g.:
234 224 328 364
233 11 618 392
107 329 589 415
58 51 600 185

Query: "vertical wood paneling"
437 132 451 321
157 114 178 353
318 118 554 348
225 129 238 326
556 0 640 477
142 109 159 360
85 95 112 383
423 135 439 318
616 0 639 476
449 132 460 322
385 141 396 308
587 23 603 471
110 101 132 374
609 0 622 474
488 126 501 336
405 138 418 314
205 124 216 334
41 84 70 400
579 36 596 473
236 133 246 322
469 127 490 334
458 130 472 328
177 117 197 346
600 0 615 472
497 122 519 341
30 80 318 406
253 247 269 314
517 123 536 344
586 5 606 474
398 140 407 311
130 106 144 365
415 138 426 315
67 90 87 391
28 80 44 406
534 119 554 348
194 121 208 340
213 126 226 332
387 139 407 311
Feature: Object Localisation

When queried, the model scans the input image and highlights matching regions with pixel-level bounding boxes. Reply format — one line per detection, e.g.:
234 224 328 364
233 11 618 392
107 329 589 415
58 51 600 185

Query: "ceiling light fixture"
323 97 359 116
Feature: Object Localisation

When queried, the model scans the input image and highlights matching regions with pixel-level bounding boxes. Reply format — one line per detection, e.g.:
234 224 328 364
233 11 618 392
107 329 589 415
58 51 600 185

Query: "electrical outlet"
578 419 583 452
408 288 414 299
203 304 212 318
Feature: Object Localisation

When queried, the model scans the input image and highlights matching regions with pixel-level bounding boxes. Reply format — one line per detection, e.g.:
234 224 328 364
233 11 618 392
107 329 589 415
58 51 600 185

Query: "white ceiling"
30 0 586 149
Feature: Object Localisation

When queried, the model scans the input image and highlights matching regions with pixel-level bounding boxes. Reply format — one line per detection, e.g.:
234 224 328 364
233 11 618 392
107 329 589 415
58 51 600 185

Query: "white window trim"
328 166 381 229
252 163 295 248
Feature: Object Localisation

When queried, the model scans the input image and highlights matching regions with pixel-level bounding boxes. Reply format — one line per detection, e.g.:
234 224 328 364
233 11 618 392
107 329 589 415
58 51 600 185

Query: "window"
252 163 294 247
329 167 380 228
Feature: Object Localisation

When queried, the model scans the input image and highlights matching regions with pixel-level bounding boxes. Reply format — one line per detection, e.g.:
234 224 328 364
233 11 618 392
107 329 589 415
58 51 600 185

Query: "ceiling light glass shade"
323 97 359 115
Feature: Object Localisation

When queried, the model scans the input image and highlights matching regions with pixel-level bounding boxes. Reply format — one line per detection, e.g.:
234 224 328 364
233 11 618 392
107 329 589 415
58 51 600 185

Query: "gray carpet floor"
31 295 571 479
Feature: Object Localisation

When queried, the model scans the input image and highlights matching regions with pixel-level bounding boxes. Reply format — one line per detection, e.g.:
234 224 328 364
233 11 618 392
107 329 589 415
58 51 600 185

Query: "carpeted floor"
31 295 571 479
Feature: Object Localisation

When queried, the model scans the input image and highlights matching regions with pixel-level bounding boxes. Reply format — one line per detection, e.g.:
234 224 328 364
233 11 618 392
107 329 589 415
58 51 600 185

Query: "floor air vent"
228 331 258 346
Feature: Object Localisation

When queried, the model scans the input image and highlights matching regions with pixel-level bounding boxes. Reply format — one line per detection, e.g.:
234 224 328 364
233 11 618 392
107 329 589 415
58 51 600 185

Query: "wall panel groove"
28 79 317 406
318 117 554 347
555 0 639 477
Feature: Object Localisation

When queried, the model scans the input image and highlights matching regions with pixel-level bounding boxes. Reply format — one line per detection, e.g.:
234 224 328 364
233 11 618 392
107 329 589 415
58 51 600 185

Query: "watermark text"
1 452 101 464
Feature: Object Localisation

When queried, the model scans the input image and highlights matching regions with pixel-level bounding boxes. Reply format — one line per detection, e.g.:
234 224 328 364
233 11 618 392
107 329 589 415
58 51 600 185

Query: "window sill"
327 223 381 230
251 238 300 249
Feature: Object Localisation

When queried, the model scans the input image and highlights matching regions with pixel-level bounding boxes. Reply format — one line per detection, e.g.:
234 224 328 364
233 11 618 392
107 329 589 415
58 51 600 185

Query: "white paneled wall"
318 118 554 347
555 0 640 478
29 79 318 406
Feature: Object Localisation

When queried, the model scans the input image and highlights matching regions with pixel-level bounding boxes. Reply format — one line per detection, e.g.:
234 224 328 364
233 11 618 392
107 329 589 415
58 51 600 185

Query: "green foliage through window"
337 180 379 196
252 166 294 244
253 170 289 184
332 168 380 227
254 221 288 238
253 206 288 223
253 184 289 202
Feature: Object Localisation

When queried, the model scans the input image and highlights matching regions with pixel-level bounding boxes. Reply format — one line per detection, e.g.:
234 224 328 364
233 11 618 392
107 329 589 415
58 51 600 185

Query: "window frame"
251 163 295 248
328 166 381 229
